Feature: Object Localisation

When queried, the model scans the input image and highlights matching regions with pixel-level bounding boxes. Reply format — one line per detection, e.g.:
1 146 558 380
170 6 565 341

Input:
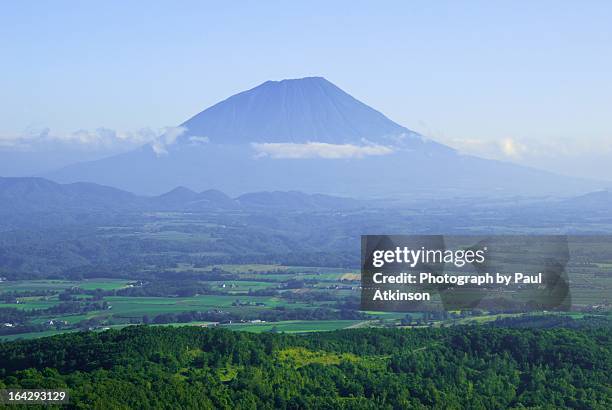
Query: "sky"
0 1 611 179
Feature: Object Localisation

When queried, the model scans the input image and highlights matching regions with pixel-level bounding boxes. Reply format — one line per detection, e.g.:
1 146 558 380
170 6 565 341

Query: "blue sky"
1 1 611 178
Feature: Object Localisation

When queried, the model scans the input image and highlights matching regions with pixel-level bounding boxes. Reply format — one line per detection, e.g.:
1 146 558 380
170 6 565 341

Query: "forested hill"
0 326 610 409
0 176 364 214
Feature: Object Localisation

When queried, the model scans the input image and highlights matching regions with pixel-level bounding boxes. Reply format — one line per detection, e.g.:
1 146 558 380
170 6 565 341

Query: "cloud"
150 126 187 156
0 126 187 156
441 136 612 161
251 142 394 159
188 136 210 145
500 138 527 159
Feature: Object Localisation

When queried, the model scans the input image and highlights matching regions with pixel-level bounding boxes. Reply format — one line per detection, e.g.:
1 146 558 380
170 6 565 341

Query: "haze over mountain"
46 77 607 197
0 177 139 212
0 177 362 213
2 177 610 229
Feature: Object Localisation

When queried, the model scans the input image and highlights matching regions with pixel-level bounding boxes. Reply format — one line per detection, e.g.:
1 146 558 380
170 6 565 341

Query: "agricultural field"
223 319 364 333
1 208 611 341
0 262 367 340
0 279 131 293
2 258 609 341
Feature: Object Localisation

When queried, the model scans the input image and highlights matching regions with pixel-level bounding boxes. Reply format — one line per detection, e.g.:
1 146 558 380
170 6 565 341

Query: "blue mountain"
46 77 604 197
182 77 416 144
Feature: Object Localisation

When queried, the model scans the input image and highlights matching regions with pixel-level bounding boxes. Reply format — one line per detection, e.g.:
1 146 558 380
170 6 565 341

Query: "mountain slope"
181 77 415 144
560 190 612 212
151 187 239 210
0 177 140 212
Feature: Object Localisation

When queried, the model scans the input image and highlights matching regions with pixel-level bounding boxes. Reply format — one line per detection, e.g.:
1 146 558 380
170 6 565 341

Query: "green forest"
0 322 610 409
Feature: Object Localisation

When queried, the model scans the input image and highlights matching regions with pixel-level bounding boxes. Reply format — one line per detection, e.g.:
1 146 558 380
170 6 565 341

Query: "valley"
1 196 610 340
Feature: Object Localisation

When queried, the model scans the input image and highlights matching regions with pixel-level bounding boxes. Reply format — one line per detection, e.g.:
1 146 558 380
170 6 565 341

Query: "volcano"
46 77 602 197
182 77 418 144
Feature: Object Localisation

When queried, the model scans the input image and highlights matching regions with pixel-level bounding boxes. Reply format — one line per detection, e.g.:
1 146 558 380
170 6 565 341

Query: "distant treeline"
145 307 366 325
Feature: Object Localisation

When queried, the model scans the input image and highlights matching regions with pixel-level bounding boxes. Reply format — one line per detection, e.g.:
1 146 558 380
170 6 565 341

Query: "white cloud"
150 126 187 156
441 136 612 161
500 138 527 159
251 142 394 159
0 126 187 156
188 136 210 145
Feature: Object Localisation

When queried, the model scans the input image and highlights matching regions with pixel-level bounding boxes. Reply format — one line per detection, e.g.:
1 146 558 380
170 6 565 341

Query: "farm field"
0 319 362 341
223 319 364 333
0 263 366 340
0 279 131 293
2 232 611 341
2 266 609 341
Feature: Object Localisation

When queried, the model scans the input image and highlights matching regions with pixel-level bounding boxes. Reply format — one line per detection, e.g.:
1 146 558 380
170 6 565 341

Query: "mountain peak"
259 76 330 88
159 186 198 198
180 77 414 145
263 76 327 83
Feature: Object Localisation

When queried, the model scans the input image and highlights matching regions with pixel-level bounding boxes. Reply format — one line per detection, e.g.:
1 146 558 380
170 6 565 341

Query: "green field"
0 279 131 293
0 328 80 341
2 258 610 342
0 293 316 320
0 297 59 310
223 320 364 333
0 320 361 341
205 280 278 292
